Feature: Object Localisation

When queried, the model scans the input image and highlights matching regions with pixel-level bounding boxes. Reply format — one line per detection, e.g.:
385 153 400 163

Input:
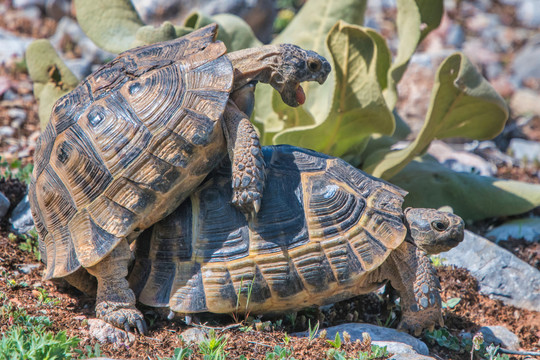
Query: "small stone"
510 90 540 117
16 263 40 274
293 323 429 355
428 141 497 176
479 326 520 351
10 195 35 235
517 0 540 28
508 138 540 163
486 217 540 243
180 327 208 344
388 354 436 360
88 318 136 344
0 126 15 138
511 34 540 87
8 108 27 124
0 192 10 219
446 24 465 48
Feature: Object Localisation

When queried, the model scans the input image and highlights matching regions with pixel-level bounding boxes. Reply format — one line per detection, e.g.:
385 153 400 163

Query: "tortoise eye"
431 220 447 231
308 59 321 72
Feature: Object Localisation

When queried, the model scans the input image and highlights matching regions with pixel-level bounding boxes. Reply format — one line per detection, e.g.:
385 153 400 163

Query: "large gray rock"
389 355 436 360
479 326 520 351
293 323 429 356
9 195 35 234
441 231 540 312
0 192 10 219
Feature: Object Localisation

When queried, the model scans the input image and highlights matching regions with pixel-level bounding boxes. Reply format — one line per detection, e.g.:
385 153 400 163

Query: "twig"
498 348 540 357
192 323 242 332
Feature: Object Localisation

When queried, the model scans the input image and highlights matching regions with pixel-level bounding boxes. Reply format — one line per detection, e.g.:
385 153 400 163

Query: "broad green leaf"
74 0 145 53
254 0 368 135
384 0 443 108
390 157 540 221
272 21 394 161
184 12 262 51
25 40 79 129
364 52 509 179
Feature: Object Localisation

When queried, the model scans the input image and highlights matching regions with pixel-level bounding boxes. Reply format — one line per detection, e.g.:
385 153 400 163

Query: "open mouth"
295 84 306 105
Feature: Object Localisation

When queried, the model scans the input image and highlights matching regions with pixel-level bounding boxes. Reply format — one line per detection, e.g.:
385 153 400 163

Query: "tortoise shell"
29 24 235 280
129 145 408 314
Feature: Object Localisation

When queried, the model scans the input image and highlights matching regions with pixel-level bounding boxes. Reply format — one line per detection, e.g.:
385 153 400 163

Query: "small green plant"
77 342 103 358
326 349 348 360
326 332 342 349
442 297 461 310
232 276 255 324
35 287 61 306
285 312 297 328
424 328 464 352
0 157 33 184
0 326 80 360
429 255 445 267
485 344 509 360
265 344 295 360
283 333 291 346
161 347 193 360
198 329 228 360
307 319 320 343
356 345 389 360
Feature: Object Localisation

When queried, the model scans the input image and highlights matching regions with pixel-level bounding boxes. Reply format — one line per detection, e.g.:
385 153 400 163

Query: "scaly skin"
86 239 146 334
223 100 265 216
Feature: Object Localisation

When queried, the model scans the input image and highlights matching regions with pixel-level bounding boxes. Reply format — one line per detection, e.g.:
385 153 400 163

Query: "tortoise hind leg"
86 238 147 334
223 96 265 217
383 241 443 336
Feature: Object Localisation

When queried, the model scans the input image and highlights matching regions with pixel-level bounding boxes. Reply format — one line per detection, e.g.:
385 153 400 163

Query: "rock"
446 24 465 48
468 141 515 167
511 34 540 87
45 0 71 20
8 108 27 127
88 318 136 344
16 263 40 274
508 138 540 163
389 354 436 360
372 342 416 355
486 217 540 243
12 0 46 9
0 29 33 63
0 192 10 219
479 326 520 351
428 141 497 176
293 323 429 356
9 195 35 235
180 327 208 344
517 0 540 28
63 58 92 81
441 231 540 312
510 89 540 117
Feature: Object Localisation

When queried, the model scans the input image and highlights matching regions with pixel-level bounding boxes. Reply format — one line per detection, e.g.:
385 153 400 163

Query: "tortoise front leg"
86 238 147 334
223 98 265 217
384 241 443 336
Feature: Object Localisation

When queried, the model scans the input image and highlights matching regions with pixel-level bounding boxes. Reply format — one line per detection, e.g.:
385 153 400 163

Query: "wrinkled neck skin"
226 45 284 91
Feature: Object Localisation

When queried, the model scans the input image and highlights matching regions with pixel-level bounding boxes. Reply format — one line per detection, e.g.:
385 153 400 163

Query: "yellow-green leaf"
384 0 443 108
271 21 394 161
25 40 79 129
364 53 509 179
391 157 540 221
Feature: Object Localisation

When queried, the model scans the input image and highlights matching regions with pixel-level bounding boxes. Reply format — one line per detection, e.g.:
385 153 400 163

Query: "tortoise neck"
226 45 283 91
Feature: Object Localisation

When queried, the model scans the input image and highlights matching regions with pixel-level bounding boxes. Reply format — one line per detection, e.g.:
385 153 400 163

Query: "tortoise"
129 145 465 335
28 24 330 334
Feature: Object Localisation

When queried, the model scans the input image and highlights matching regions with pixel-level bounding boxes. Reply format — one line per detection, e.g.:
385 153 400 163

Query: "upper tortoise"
28 24 330 333
130 145 465 335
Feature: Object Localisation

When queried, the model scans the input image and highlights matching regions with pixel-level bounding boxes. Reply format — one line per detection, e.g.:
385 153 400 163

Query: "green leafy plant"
0 157 34 184
265 345 296 360
424 328 465 352
327 332 342 349
35 287 61 306
25 0 540 222
307 319 320 343
355 345 389 360
12 230 41 261
442 297 461 310
0 327 80 360
198 329 228 360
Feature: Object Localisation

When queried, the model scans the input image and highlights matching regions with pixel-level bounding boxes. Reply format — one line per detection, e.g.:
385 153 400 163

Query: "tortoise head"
271 44 331 107
404 208 465 254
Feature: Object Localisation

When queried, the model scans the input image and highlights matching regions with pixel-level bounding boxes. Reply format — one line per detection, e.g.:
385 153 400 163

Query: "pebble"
293 323 429 356
0 29 33 64
180 327 208 344
88 318 136 344
16 263 40 274
510 88 540 116
8 108 27 124
511 34 540 87
517 0 540 28
486 217 540 243
0 192 10 219
389 355 436 360
428 141 497 176
12 0 46 9
507 138 540 163
9 195 35 235
479 326 520 351
441 230 540 312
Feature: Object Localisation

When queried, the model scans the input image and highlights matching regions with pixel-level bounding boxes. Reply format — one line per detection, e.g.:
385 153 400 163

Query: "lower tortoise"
29 24 330 333
129 145 465 335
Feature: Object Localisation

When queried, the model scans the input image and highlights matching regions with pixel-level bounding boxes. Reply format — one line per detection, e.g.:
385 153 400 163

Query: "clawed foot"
398 311 444 336
95 301 147 335
231 138 265 217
